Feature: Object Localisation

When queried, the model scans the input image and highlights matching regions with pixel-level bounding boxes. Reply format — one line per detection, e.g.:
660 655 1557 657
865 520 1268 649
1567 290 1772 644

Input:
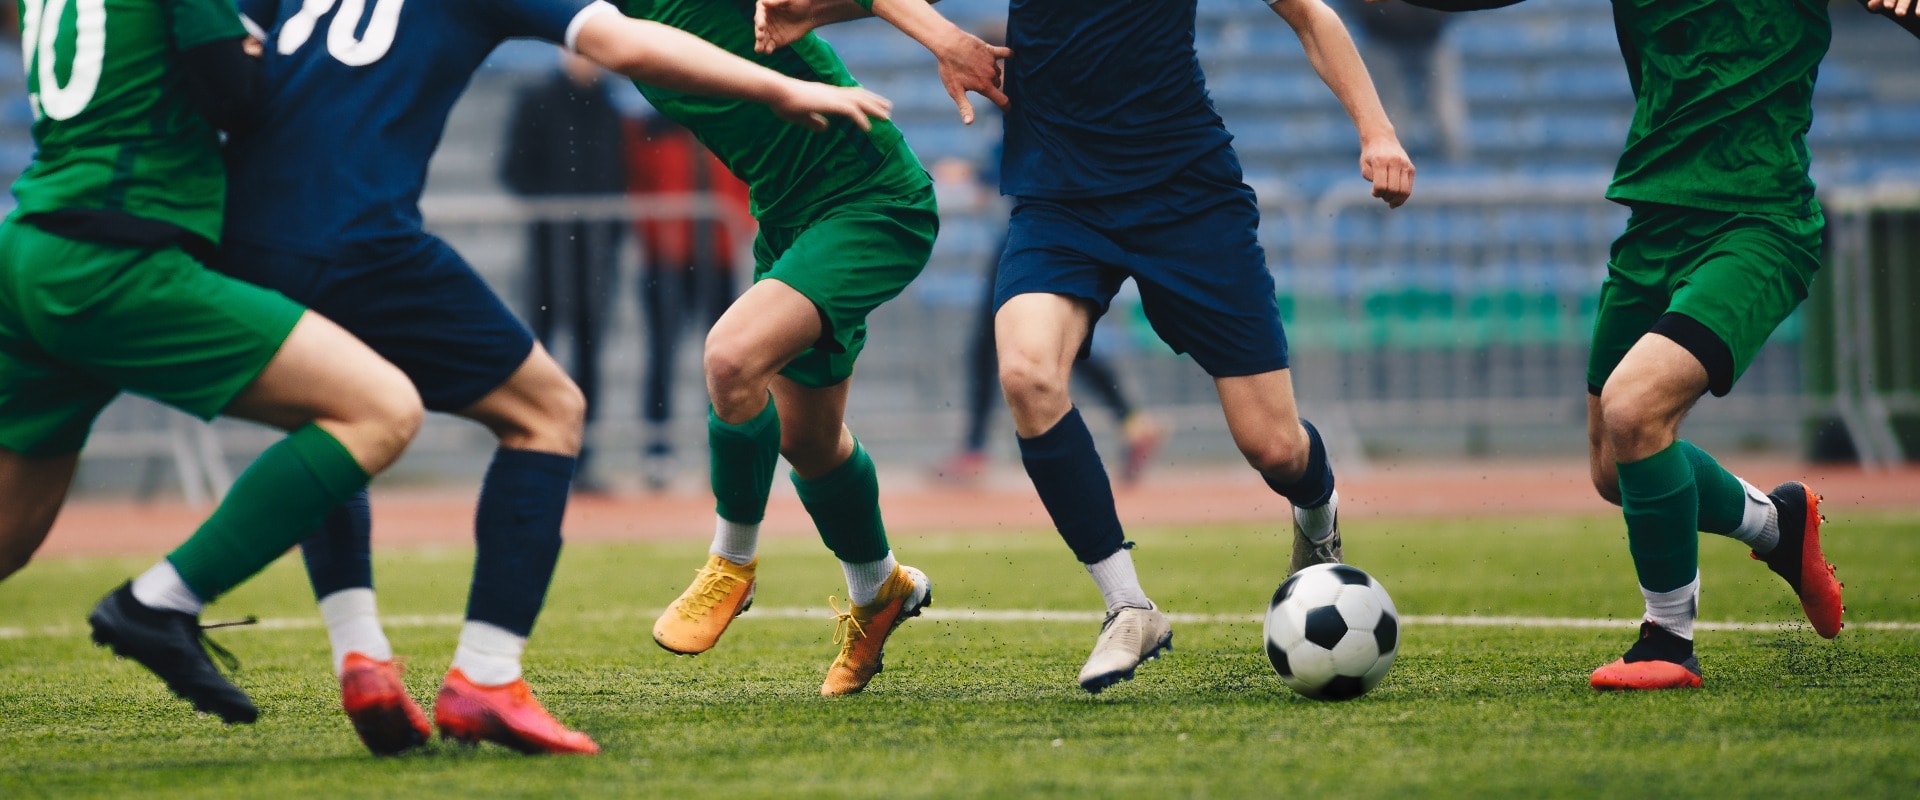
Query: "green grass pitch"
3 509 1917 797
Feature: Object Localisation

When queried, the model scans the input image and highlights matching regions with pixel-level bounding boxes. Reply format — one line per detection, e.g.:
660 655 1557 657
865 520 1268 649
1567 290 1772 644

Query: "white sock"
1086 548 1153 613
1641 573 1700 641
1730 480 1780 554
318 588 393 676
710 517 759 565
843 551 898 607
451 620 526 686
1293 489 1340 544
131 561 204 615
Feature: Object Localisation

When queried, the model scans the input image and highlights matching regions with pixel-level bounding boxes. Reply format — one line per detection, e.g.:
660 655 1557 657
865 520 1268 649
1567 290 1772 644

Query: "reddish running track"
34 459 1919 558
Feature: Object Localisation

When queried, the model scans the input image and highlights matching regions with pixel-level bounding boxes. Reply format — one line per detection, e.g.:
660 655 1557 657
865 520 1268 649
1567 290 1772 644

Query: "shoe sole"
652 582 756 656
347 700 430 756
1789 486 1844 639
87 616 257 725
1590 658 1703 691
1078 632 1174 695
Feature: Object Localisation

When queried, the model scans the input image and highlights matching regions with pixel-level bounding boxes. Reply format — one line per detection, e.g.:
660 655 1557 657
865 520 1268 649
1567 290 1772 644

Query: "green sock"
1676 440 1746 537
1616 442 1699 593
709 399 780 525
792 441 889 564
167 423 369 601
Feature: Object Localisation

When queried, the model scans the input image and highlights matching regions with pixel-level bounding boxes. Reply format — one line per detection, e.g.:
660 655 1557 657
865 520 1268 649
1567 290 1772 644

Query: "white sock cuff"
842 552 898 606
1641 572 1701 641
710 517 760 565
1086 548 1152 613
318 588 392 675
1733 480 1779 551
1293 489 1340 544
131 560 205 615
452 620 528 686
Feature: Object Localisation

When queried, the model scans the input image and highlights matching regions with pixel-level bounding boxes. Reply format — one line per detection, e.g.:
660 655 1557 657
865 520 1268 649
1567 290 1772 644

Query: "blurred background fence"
2 0 1914 497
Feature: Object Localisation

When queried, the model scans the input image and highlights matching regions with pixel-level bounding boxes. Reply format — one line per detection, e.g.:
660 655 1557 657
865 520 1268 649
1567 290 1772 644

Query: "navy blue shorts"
996 145 1288 377
219 236 535 411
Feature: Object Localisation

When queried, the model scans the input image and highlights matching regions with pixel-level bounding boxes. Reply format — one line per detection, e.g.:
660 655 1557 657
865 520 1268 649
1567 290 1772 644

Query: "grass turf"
2 509 1917 797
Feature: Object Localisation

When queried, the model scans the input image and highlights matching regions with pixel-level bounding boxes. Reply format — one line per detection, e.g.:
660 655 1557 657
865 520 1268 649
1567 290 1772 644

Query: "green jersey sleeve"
167 0 247 51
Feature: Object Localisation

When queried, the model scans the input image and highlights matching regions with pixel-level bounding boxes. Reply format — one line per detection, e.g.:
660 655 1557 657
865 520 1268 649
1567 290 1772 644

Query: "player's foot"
1590 620 1701 691
1753 482 1844 638
653 554 756 655
1119 413 1166 486
1077 605 1173 694
929 450 988 486
1288 508 1342 576
433 669 598 755
339 652 430 756
821 565 932 696
87 582 258 724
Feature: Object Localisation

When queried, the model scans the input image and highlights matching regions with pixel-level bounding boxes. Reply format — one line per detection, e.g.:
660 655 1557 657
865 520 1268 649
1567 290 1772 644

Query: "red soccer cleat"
1590 621 1702 691
433 668 598 755
1754 482 1844 639
339 652 431 756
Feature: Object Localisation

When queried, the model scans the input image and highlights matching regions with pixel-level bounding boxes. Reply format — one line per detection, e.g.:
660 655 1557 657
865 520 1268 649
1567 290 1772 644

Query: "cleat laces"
196 616 259 675
828 596 867 653
677 567 742 621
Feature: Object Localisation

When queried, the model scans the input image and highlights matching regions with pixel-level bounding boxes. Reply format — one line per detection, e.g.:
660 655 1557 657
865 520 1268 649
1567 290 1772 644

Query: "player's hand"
933 30 1012 125
772 81 892 133
1869 0 1915 16
243 35 263 58
1360 137 1415 208
754 0 818 54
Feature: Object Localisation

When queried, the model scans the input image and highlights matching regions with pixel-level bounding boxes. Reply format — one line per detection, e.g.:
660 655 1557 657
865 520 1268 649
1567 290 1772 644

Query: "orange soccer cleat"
653 554 756 655
433 669 598 755
338 652 430 756
820 565 932 697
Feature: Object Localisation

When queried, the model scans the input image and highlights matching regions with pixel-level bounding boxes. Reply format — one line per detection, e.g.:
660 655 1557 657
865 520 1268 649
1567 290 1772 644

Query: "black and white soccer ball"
1263 563 1399 701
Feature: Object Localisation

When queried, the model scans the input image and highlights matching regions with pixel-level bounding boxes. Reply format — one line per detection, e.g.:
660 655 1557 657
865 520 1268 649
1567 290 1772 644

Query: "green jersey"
615 0 928 228
1606 0 1829 215
10 0 244 244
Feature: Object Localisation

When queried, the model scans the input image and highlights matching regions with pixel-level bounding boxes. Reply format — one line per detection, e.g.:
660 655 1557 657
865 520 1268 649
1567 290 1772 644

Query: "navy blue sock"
466 448 575 637
1264 419 1335 508
1018 407 1126 564
299 489 373 601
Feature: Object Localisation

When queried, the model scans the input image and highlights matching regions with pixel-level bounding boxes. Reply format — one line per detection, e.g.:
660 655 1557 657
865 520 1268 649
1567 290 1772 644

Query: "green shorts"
1587 204 1823 396
754 182 938 387
0 219 305 456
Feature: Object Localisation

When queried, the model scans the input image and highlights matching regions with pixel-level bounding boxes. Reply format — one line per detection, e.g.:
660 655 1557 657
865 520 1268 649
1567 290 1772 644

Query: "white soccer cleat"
1076 605 1173 693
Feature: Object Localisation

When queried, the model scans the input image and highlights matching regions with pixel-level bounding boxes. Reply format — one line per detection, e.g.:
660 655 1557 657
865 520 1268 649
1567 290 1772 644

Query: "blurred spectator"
929 149 1164 488
1339 0 1468 163
500 48 628 492
621 113 751 490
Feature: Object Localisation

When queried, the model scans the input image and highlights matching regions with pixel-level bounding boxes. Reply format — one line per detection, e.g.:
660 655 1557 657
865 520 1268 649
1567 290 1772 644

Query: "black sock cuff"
1018 407 1096 461
1265 419 1335 508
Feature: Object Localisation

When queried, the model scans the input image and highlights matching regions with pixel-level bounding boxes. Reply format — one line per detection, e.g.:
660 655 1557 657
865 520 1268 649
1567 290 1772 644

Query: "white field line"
4 607 1917 640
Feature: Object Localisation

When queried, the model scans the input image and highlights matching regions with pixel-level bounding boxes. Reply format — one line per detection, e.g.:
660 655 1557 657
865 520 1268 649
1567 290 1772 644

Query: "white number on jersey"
277 0 407 66
20 0 108 121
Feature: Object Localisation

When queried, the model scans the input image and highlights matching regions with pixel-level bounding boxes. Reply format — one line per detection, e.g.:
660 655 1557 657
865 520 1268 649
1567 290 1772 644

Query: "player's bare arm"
756 0 1010 125
1269 0 1414 208
574 11 890 132
1867 0 1913 15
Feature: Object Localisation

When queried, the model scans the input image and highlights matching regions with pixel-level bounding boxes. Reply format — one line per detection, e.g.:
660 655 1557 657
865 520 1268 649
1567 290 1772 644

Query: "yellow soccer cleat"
653 554 756 655
820 565 932 697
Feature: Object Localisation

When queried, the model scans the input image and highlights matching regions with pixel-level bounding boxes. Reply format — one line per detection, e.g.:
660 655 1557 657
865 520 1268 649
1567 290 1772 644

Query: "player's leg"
100 287 421 725
0 449 79 581
649 276 819 656
1070 353 1163 486
1213 371 1341 574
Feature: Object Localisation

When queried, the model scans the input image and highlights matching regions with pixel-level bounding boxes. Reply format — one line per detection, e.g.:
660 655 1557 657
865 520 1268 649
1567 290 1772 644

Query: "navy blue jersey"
1001 0 1232 200
225 0 611 255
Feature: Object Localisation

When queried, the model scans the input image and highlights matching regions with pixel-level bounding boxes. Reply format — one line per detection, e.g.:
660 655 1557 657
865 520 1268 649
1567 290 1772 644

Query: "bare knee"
499 375 586 454
704 335 771 419
321 362 423 474
1598 386 1670 464
997 350 1069 422
1237 426 1309 478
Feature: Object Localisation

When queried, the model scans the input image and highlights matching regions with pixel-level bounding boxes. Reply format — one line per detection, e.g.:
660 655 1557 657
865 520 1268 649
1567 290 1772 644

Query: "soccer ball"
1263 563 1399 701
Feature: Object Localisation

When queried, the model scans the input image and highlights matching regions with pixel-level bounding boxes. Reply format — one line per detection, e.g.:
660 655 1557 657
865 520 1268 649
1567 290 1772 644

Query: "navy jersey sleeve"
478 0 611 48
